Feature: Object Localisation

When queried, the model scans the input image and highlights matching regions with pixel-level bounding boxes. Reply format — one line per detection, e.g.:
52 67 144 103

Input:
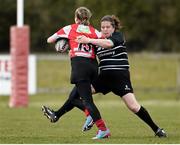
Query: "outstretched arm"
76 35 114 48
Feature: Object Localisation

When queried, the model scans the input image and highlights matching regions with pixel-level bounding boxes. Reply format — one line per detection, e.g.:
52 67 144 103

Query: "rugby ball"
55 38 69 52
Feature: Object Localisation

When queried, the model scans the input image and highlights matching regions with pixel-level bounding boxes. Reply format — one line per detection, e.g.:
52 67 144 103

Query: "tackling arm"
76 35 114 48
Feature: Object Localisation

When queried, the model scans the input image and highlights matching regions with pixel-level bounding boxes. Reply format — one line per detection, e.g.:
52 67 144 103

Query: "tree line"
0 0 180 53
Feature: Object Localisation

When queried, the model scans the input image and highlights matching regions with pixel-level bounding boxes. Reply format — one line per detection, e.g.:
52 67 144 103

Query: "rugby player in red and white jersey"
42 7 110 139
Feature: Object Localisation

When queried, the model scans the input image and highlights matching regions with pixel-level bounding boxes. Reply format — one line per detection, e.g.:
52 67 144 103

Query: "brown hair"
101 15 122 31
75 7 92 25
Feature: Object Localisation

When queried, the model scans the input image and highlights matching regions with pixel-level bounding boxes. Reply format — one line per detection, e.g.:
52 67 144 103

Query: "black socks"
135 106 159 132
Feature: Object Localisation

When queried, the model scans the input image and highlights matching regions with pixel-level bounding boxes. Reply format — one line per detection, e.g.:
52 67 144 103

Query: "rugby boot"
155 128 167 138
42 106 58 123
82 115 94 131
92 129 111 139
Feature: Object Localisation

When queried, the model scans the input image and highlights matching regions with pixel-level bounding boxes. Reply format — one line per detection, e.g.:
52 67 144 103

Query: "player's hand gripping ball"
55 38 69 53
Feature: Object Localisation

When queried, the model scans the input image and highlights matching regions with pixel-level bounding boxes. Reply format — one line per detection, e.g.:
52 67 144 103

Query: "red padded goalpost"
9 0 30 107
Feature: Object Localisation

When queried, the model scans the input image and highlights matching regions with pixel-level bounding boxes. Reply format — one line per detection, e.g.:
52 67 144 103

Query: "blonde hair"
75 7 92 25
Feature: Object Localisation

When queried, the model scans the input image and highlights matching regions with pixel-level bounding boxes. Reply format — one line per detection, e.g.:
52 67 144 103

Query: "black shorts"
70 57 98 84
92 70 134 97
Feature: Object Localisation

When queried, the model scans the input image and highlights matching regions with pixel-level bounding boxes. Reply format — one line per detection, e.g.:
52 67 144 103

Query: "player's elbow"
47 37 54 43
47 38 51 43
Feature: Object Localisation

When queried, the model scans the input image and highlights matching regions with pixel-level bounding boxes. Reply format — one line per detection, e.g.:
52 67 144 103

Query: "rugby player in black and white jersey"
77 15 167 138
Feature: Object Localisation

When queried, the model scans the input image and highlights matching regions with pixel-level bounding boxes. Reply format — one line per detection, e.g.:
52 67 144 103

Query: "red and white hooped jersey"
54 24 102 59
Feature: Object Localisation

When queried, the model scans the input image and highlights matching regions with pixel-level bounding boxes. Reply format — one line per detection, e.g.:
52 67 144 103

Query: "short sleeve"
108 32 125 46
56 25 72 38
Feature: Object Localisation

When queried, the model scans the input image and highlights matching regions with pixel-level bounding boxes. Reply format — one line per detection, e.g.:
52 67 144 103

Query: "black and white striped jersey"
96 32 130 71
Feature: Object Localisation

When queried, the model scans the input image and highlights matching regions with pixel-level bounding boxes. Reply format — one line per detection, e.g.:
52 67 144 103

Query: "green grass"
37 53 180 99
0 94 180 143
129 53 178 89
0 53 180 143
37 59 71 89
36 53 180 101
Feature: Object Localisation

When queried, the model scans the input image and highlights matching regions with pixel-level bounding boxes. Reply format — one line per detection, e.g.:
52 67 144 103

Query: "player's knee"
128 104 140 113
122 93 141 113
82 99 93 107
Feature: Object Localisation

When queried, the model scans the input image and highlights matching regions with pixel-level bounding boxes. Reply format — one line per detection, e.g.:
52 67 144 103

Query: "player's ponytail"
75 7 92 25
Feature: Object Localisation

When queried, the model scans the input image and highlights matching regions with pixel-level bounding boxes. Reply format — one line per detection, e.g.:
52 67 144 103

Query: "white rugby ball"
55 39 69 52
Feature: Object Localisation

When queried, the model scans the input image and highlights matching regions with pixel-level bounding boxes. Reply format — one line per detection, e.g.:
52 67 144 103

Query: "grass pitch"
0 53 180 143
0 94 180 144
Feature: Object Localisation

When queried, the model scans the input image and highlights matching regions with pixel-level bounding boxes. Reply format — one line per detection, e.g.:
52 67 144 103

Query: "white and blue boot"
92 129 111 139
82 115 94 131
